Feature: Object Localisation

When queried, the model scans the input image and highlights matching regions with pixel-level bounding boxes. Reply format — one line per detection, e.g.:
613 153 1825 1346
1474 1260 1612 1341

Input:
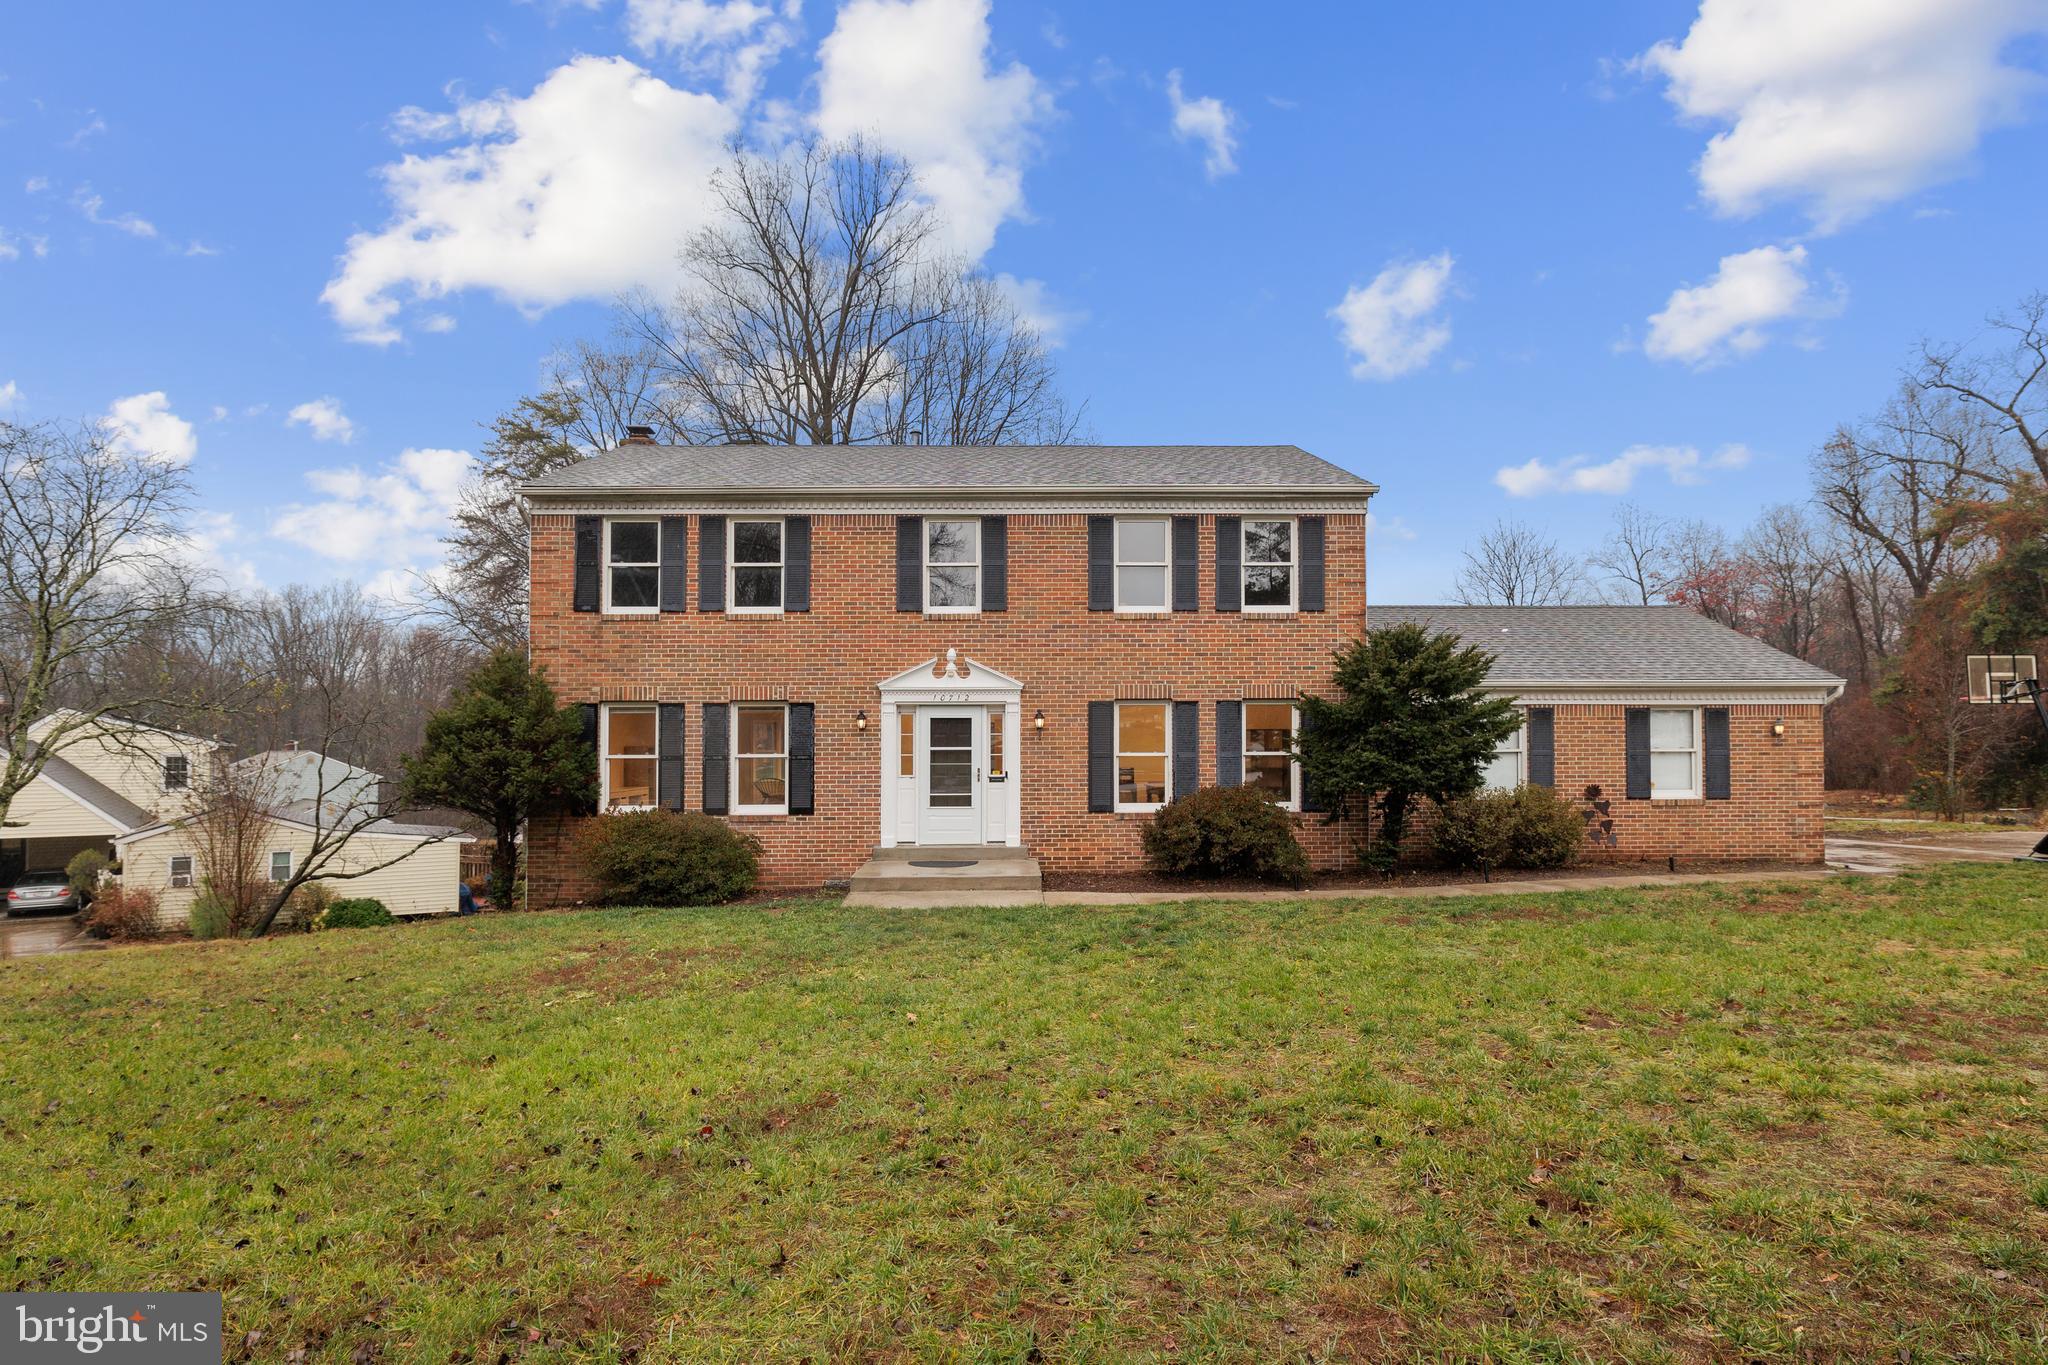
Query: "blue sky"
3 0 2045 602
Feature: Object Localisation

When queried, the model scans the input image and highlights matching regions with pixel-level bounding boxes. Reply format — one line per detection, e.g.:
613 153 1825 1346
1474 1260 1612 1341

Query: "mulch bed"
1042 859 1819 895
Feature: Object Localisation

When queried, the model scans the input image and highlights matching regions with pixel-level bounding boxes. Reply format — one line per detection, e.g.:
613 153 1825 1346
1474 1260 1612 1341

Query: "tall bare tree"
1587 502 1678 605
623 137 1081 447
1917 291 2048 486
0 419 226 830
1452 519 1582 606
1811 382 1988 599
1738 504 1831 661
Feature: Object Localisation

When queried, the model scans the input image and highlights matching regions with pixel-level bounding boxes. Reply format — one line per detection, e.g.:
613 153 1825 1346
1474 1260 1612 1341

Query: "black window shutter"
1298 516 1326 612
981 515 1008 612
1216 701 1243 786
787 703 816 815
698 515 726 612
784 516 811 612
658 518 687 613
1298 705 1326 813
657 702 685 810
896 516 922 612
1704 707 1731 800
1172 516 1199 613
1525 707 1555 788
1087 516 1113 612
701 703 730 814
1087 702 1114 812
575 703 600 815
573 517 601 613
1215 515 1242 612
1171 701 1200 801
1624 708 1651 800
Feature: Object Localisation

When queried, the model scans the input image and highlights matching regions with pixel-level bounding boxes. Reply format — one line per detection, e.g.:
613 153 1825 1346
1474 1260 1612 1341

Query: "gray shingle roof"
1369 605 1845 687
521 443 1375 494
30 749 155 830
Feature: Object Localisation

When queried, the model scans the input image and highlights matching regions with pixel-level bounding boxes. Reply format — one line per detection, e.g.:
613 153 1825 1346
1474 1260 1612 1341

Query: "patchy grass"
1825 817 2032 836
3 867 2048 1361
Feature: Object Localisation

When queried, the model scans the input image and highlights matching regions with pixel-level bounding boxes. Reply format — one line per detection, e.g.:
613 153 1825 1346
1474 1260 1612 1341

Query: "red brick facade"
525 510 1829 900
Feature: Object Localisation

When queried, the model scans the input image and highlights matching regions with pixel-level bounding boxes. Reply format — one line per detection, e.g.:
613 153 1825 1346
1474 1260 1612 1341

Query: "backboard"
1967 653 2040 704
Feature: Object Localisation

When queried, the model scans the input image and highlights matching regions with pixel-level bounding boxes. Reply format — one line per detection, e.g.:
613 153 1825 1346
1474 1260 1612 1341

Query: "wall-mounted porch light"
856 709 869 732
1033 709 1046 731
1771 717 1786 738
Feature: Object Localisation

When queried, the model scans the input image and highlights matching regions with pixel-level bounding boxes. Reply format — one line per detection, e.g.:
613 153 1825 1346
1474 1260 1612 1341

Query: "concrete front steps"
845 844 1044 907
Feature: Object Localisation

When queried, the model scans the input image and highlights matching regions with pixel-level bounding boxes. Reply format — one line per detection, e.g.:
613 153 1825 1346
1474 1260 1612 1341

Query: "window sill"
1650 793 1700 802
600 610 660 620
1243 607 1299 617
730 809 790 819
1113 804 1166 815
1113 608 1173 617
601 805 655 815
724 608 785 617
924 608 981 619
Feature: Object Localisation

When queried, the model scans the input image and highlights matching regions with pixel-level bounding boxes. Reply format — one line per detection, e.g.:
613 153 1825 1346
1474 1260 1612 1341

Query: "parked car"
5 869 82 915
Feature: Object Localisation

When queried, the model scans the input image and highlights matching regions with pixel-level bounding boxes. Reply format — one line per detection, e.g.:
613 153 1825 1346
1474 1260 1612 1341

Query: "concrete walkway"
1826 828 2044 874
0 912 99 959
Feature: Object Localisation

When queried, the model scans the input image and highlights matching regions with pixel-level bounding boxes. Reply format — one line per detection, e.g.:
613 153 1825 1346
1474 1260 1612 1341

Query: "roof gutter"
1484 677 1847 701
518 480 1380 501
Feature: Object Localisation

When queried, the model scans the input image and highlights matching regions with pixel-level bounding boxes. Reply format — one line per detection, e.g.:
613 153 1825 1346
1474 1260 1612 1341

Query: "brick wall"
526 511 1829 899
528 511 1370 898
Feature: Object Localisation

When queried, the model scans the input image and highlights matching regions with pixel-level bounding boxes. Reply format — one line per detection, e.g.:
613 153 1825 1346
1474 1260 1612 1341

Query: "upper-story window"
605 519 660 613
1243 518 1295 611
925 519 980 612
162 754 190 791
730 519 784 612
1115 517 1170 612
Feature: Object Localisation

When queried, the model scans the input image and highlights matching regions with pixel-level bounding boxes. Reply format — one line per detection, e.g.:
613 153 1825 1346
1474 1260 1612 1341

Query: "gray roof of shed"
1369 605 1845 687
521 443 1375 494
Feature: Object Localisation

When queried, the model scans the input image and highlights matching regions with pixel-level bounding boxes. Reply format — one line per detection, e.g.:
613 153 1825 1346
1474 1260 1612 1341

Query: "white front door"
916 707 982 844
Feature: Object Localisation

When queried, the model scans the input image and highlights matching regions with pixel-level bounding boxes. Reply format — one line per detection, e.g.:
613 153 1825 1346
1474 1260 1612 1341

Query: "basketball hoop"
1966 654 2039 705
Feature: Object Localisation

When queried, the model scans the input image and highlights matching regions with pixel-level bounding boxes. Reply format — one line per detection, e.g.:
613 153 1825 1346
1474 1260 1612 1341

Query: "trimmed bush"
575 811 761 906
188 892 233 940
65 848 112 902
1141 785 1311 885
84 886 161 941
1434 785 1583 872
324 897 396 929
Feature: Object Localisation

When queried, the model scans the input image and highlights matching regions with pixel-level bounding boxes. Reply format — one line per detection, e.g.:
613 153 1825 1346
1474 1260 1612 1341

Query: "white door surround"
916 707 981 844
877 651 1024 848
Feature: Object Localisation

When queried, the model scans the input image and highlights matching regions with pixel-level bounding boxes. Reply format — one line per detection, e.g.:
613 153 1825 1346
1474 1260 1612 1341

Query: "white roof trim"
528 495 1373 516
877 652 1025 699
1484 681 1843 706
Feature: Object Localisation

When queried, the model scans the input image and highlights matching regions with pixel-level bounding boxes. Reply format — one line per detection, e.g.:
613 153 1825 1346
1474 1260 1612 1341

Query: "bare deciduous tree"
0 419 226 830
623 137 1082 447
1811 383 1988 598
1738 504 1831 661
1917 291 2048 486
1587 502 1678 605
1452 519 1582 606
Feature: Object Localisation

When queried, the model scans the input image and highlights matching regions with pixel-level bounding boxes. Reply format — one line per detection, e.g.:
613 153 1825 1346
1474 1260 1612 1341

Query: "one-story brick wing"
520 437 1842 895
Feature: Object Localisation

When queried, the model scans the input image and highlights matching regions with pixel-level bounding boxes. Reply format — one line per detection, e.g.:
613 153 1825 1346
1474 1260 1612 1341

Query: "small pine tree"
1298 622 1523 870
401 651 594 906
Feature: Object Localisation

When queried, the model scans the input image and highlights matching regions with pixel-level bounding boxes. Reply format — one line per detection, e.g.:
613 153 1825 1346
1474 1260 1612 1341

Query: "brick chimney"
620 424 656 446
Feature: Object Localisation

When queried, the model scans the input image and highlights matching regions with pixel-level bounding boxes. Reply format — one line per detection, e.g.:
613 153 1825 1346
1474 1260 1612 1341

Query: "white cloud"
322 56 738 344
103 392 198 466
0 381 20 409
24 177 49 194
1367 511 1417 541
1166 69 1239 179
992 272 1083 346
1644 243 1842 366
286 396 357 444
1495 442 1754 497
815 0 1052 259
616 0 800 101
1330 252 1457 380
270 447 475 565
66 115 107 149
1637 0 2048 230
73 189 157 238
418 313 458 334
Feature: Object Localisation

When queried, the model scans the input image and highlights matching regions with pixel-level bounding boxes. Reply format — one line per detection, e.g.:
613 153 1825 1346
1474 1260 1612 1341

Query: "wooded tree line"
1453 294 2048 809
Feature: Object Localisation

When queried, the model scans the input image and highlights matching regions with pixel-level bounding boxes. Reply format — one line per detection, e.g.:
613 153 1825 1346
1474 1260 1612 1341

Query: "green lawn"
1825 817 2029 836
4 868 2048 1362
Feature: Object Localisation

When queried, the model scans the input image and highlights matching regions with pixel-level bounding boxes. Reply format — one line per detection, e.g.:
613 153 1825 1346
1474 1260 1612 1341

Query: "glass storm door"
917 708 982 844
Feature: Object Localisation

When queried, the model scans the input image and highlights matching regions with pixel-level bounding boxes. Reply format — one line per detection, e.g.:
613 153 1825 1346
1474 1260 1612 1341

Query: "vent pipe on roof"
620 425 656 446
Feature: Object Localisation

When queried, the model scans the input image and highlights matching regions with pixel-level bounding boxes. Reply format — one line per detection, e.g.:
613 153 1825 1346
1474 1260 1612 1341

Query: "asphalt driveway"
1828 827 2045 874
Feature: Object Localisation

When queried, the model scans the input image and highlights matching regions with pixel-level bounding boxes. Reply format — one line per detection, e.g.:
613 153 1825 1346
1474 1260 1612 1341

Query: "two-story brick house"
522 437 1841 898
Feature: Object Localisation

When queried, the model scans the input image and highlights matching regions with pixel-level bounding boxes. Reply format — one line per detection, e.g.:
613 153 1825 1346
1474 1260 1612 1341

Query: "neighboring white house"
114 806 469 928
1 711 216 886
232 748 385 812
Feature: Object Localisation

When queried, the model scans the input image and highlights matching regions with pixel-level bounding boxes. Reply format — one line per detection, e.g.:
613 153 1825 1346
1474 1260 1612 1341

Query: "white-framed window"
1243 518 1295 611
1114 517 1171 612
924 518 980 613
604 519 660 614
729 519 784 612
601 704 657 811
733 704 789 814
1115 702 1170 811
269 850 293 883
989 709 1006 780
168 855 194 888
1483 716 1524 791
1650 708 1698 799
898 711 915 779
162 754 190 791
1243 702 1299 808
